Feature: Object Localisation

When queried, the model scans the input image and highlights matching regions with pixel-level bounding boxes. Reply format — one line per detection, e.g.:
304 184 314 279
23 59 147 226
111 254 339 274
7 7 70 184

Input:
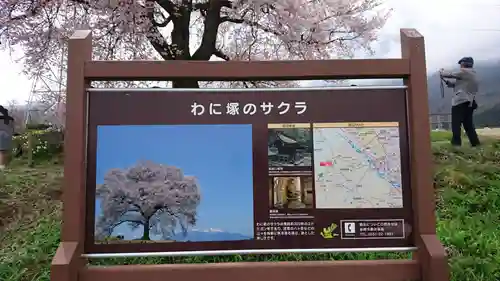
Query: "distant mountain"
172 230 252 242
475 102 500 127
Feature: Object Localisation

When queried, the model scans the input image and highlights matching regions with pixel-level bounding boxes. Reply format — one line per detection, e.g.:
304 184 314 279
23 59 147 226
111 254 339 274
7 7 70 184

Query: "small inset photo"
269 176 313 209
267 124 312 168
94 124 255 243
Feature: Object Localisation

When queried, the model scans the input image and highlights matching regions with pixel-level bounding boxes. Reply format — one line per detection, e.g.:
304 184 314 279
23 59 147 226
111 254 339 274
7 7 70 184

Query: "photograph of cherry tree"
94 124 254 243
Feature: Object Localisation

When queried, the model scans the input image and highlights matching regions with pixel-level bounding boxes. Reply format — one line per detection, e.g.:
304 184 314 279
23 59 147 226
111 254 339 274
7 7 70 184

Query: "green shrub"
12 128 64 161
25 124 52 131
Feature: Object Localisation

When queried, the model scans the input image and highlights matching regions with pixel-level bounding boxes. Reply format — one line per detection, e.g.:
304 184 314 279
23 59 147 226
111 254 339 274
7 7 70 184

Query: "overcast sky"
2 0 500 105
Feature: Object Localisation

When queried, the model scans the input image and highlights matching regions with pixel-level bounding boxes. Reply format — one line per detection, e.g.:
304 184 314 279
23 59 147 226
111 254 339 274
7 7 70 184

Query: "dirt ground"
477 128 500 138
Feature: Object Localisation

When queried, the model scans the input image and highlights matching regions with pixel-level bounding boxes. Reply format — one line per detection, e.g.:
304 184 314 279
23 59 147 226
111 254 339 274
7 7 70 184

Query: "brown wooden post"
50 30 92 281
27 132 34 167
400 29 449 281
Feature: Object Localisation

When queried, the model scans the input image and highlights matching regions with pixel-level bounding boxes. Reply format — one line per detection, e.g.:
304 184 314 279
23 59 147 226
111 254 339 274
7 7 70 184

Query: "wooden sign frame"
50 28 449 281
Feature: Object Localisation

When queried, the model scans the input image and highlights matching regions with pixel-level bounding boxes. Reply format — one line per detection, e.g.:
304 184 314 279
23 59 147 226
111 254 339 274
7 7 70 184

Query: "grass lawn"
1 131 500 281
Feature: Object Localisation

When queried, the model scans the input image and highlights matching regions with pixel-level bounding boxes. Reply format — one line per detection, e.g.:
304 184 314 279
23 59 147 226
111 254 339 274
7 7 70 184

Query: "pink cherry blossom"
1 0 390 88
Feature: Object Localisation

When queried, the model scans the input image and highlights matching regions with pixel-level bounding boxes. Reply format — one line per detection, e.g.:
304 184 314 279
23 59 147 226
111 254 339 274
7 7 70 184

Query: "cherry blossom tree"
95 161 201 241
1 0 390 89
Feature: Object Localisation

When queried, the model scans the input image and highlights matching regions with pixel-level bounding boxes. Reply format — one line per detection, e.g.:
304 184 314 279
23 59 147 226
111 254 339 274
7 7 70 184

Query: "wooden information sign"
50 28 449 281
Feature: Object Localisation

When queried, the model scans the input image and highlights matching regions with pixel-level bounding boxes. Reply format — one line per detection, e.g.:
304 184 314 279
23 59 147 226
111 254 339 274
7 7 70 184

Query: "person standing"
439 57 480 147
0 105 14 169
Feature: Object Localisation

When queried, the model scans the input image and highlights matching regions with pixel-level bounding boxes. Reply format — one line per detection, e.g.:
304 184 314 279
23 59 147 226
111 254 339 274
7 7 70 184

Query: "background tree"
95 161 201 241
0 0 390 89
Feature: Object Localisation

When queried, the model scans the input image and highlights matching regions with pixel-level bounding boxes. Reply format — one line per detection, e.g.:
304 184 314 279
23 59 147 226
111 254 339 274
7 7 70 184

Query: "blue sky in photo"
94 124 254 240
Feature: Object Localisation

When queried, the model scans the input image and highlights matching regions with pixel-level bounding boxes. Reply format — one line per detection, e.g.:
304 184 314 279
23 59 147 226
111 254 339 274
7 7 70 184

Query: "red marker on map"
320 161 333 166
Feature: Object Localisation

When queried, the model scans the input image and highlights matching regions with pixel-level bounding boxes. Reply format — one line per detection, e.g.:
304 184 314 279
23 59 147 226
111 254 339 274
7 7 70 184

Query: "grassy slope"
0 158 63 281
1 132 500 281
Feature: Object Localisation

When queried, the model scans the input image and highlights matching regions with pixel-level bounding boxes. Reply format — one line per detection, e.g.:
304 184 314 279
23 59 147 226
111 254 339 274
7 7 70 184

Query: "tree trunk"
142 219 151 240
172 79 200 88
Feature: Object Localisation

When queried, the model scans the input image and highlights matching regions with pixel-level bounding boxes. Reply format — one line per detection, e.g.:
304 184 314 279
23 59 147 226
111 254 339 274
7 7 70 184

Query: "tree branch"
221 15 349 47
192 0 224 60
169 1 192 59
107 219 145 235
213 49 230 60
144 1 176 59
193 0 232 11
221 17 283 37
156 0 176 15
146 27 175 60
4 0 88 24
154 15 172 27
146 0 173 27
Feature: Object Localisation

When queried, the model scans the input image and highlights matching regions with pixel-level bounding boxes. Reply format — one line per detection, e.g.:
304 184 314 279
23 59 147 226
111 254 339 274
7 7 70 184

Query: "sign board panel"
85 88 413 254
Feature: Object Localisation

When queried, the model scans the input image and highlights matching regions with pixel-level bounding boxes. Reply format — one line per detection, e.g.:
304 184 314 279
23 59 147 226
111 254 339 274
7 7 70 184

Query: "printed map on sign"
313 122 403 209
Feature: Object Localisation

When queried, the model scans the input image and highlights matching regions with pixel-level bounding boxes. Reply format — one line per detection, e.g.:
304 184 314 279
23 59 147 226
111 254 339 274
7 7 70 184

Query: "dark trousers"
451 102 480 146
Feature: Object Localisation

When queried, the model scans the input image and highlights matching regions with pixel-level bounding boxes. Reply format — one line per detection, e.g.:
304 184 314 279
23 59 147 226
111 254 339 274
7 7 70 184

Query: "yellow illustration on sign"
320 223 339 239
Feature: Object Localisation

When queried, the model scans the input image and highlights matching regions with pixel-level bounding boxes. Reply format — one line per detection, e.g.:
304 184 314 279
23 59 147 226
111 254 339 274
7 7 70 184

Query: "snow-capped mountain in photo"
172 228 252 242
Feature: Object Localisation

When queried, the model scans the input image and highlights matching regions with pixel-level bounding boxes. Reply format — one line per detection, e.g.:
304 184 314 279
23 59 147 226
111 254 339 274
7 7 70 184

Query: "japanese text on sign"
255 221 315 240
190 101 308 116
340 219 405 239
